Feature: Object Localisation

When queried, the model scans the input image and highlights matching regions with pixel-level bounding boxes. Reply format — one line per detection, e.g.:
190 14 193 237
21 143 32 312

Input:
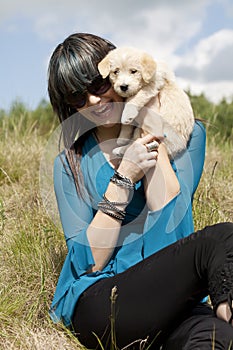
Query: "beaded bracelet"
103 194 128 206
110 170 135 190
98 208 124 221
98 202 126 217
98 203 125 221
97 193 127 221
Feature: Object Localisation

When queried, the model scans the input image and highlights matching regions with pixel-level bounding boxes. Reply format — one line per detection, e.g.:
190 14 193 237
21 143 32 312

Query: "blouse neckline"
90 132 119 171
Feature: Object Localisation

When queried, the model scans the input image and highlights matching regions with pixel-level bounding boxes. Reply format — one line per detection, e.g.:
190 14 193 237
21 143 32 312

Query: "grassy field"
0 111 232 349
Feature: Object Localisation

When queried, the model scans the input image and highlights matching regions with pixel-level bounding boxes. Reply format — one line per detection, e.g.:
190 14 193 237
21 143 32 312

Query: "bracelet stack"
110 170 135 190
97 171 134 221
98 194 128 221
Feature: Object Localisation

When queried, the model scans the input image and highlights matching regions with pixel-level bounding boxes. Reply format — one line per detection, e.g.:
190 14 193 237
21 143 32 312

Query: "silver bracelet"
103 194 128 206
110 170 134 190
98 202 126 217
98 208 125 221
97 194 126 221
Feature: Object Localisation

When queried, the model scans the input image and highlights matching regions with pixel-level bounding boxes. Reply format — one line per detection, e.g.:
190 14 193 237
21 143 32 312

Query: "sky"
1 0 233 111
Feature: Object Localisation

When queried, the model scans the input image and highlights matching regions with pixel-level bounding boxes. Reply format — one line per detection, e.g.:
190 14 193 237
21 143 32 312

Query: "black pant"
72 223 233 349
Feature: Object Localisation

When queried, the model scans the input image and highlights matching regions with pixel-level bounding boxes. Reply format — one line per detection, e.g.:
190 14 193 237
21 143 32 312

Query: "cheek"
128 74 143 93
107 87 124 102
132 73 142 85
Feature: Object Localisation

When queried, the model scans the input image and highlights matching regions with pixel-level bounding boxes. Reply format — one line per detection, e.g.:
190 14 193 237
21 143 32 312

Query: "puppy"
98 47 195 158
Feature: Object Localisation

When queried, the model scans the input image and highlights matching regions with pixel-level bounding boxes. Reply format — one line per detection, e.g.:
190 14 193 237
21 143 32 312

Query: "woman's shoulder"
194 119 206 134
53 151 73 180
53 132 96 171
191 119 206 144
54 150 66 168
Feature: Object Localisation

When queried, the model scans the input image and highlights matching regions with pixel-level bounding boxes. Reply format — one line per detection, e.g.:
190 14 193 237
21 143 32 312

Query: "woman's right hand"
117 134 159 184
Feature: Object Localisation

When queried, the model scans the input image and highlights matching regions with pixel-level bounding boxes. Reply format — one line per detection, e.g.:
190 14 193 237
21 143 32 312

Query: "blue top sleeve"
50 121 206 326
173 120 206 197
53 153 95 263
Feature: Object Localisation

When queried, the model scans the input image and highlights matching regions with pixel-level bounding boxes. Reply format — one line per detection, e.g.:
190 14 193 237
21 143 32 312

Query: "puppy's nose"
120 84 128 92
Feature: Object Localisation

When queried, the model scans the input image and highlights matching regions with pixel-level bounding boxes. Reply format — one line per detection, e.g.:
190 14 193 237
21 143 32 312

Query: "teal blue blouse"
49 121 206 327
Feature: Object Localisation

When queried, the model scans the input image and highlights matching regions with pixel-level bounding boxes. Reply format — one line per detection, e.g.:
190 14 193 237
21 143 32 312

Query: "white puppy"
98 47 195 158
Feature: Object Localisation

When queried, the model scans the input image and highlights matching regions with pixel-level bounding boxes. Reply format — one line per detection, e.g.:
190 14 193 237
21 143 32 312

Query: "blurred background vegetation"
0 93 232 349
1 91 233 141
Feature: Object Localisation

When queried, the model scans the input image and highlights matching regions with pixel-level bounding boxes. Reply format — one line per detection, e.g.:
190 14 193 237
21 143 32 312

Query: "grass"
193 138 233 228
0 111 232 349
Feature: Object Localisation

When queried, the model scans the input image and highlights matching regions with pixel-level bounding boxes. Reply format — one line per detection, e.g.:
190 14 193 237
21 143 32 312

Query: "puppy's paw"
117 138 129 146
112 145 129 157
121 104 139 124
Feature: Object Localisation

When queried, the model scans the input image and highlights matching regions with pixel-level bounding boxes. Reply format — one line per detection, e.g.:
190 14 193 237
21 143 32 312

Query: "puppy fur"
98 46 195 158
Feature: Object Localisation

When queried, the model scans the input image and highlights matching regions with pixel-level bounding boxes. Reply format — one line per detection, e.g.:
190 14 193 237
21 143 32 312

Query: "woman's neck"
94 124 122 169
95 124 121 143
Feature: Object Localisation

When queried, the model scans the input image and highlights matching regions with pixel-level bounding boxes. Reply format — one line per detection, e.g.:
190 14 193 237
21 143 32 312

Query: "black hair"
47 33 116 195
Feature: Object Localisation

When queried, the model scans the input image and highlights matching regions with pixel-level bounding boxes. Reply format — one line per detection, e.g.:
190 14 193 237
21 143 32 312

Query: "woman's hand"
117 134 159 183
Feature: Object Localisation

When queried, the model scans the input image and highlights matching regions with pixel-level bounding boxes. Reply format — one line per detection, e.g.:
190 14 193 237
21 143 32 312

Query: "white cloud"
174 29 233 81
172 29 233 103
1 0 233 109
178 77 233 103
0 0 210 47
120 6 203 58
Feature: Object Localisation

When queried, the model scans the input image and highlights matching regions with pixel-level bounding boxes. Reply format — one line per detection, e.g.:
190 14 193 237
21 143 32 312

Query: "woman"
48 33 233 349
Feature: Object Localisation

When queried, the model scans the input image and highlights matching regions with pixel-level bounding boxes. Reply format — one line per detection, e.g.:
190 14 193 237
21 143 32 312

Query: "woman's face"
77 87 124 128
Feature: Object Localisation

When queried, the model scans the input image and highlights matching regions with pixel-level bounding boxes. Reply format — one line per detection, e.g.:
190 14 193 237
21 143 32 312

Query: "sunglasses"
65 75 112 109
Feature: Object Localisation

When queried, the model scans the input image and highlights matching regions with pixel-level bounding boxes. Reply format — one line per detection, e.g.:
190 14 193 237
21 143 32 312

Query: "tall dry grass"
193 138 233 228
0 113 82 349
0 110 232 349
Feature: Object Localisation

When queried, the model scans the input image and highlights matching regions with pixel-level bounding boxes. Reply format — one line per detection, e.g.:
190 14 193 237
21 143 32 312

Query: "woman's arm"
86 183 130 271
54 134 159 272
54 154 125 272
86 133 161 271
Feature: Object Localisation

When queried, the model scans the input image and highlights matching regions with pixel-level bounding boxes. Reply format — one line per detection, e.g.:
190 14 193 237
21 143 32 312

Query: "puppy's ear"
140 53 157 83
98 56 111 78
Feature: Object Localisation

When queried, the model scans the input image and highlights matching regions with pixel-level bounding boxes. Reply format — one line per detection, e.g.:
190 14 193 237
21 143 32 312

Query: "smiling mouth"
92 102 113 117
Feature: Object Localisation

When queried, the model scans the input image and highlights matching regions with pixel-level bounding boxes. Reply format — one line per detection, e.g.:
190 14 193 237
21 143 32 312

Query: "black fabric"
72 222 233 349
163 303 233 350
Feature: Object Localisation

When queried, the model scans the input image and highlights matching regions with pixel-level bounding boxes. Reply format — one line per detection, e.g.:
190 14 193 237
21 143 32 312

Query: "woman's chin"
101 122 118 128
89 102 123 126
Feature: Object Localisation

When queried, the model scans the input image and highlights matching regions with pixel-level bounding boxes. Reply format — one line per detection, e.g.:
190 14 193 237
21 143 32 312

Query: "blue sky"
1 0 233 111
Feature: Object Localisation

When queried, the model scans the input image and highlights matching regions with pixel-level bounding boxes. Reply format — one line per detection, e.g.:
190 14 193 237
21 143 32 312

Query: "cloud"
203 45 233 81
1 0 215 66
175 29 233 82
173 29 233 103
1 0 210 48
1 0 233 109
178 76 233 103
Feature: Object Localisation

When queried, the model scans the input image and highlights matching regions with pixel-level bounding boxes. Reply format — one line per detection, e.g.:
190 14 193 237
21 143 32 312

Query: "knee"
164 316 233 350
201 222 233 247
187 317 233 349
205 222 233 234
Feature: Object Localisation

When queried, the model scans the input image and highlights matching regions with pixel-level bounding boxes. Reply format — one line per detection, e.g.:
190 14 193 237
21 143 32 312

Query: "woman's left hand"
117 133 159 184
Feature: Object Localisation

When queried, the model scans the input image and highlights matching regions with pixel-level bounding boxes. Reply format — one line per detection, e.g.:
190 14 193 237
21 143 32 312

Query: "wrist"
158 142 168 155
117 164 135 184
111 169 135 189
105 181 132 207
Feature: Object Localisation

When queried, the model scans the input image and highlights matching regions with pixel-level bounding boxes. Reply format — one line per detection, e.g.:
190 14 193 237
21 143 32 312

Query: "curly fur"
98 46 195 158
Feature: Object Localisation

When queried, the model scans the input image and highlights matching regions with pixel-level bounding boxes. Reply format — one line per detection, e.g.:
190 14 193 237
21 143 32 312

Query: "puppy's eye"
130 69 137 74
113 69 119 75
